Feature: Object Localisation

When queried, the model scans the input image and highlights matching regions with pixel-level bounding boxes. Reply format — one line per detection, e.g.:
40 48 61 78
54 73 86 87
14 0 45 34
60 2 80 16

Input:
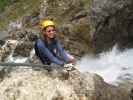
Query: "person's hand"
66 53 76 64
69 58 76 65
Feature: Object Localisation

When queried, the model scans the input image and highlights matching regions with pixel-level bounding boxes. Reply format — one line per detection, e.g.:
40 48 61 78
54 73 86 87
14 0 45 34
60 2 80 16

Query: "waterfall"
77 46 133 85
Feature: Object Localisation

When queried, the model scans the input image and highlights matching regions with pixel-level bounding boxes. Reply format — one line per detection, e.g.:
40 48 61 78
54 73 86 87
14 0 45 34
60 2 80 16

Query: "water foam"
77 46 133 84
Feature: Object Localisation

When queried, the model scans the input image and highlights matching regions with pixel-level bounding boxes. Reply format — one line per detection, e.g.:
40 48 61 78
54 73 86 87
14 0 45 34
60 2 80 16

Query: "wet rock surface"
0 40 18 62
0 28 39 62
89 0 133 96
90 0 133 53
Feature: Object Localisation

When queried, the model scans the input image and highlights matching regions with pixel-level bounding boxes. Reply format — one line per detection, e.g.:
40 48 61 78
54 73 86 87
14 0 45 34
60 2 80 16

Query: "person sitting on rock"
34 19 75 67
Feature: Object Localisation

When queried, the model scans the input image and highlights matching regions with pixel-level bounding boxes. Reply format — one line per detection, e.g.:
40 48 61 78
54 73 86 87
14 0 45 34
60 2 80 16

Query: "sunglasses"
46 29 56 33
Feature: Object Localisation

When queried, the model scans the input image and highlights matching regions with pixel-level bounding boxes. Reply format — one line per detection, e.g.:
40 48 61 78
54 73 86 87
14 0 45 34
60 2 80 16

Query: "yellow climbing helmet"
41 20 55 30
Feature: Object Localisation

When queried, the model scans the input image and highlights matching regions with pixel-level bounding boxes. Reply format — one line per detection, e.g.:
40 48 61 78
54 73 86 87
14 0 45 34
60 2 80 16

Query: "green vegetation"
82 0 92 10
0 0 11 12
0 0 41 30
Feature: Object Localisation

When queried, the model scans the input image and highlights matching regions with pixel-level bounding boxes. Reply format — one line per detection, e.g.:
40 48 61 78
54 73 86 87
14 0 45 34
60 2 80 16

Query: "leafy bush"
0 0 11 12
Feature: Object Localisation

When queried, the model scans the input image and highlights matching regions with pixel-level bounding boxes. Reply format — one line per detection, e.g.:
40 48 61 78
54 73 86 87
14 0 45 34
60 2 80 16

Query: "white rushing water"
77 46 133 85
5 49 35 63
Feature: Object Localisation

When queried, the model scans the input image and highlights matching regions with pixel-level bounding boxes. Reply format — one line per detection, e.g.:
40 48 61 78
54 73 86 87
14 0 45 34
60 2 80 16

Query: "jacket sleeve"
56 41 71 63
36 39 64 65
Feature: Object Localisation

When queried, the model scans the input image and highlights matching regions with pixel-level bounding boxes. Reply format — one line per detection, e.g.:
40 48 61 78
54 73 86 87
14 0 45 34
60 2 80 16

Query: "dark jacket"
34 38 70 65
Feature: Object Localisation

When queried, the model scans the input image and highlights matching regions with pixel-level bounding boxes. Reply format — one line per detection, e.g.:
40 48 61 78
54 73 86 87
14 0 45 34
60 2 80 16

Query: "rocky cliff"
0 32 131 100
90 0 133 53
0 0 133 99
0 65 131 100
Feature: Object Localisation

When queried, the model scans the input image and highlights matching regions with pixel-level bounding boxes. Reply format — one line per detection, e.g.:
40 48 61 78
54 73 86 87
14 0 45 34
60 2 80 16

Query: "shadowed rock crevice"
90 0 133 53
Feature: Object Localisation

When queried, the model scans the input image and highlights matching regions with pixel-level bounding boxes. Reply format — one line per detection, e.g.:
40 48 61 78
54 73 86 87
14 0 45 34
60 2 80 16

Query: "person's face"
43 26 56 39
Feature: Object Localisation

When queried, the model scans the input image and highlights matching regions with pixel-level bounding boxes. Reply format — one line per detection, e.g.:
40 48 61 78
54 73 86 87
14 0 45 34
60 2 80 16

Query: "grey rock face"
13 42 33 57
0 40 5 47
0 67 131 100
68 71 131 100
9 29 39 41
0 40 18 62
90 0 133 53
0 28 39 62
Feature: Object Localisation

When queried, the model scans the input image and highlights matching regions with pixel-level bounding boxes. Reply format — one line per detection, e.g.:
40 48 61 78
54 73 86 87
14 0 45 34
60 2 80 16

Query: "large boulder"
0 40 18 62
68 71 131 100
90 0 133 53
0 67 131 100
0 28 39 62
